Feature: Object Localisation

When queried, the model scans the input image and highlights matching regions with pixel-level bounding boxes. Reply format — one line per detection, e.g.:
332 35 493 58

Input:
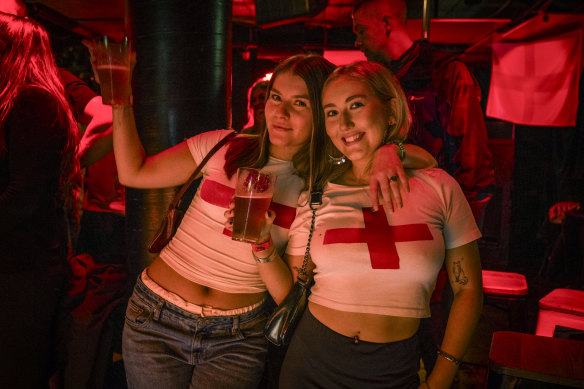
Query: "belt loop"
232 315 240 334
201 305 212 317
153 300 164 321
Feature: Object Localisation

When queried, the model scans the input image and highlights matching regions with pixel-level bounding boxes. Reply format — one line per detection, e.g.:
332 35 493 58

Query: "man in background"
352 0 495 375
353 0 495 215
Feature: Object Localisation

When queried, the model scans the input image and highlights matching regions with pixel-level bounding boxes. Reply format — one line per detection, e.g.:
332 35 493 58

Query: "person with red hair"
0 12 80 388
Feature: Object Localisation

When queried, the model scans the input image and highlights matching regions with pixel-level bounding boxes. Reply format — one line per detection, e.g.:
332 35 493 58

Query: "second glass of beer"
92 35 131 105
232 168 275 243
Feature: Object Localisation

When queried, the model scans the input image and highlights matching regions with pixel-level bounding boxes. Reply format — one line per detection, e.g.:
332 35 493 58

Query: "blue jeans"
122 275 271 389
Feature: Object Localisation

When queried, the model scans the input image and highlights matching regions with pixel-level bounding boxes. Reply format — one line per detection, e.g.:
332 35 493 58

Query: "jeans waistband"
140 270 265 317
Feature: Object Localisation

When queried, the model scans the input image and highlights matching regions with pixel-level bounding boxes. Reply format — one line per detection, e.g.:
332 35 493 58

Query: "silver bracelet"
390 141 406 161
437 349 462 367
252 247 278 263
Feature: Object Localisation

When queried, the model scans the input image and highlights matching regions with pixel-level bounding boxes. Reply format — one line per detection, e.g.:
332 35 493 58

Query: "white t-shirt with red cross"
160 130 303 293
286 168 481 318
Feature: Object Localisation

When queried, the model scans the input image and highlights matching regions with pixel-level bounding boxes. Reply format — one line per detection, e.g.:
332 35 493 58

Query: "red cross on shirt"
323 205 433 269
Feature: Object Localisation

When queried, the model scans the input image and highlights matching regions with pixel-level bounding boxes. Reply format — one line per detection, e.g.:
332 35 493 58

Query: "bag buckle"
310 190 322 210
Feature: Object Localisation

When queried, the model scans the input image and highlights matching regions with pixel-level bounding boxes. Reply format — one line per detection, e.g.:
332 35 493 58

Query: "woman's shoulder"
184 129 237 161
186 128 234 148
410 168 466 202
187 128 236 143
11 86 66 123
410 167 463 193
412 167 457 184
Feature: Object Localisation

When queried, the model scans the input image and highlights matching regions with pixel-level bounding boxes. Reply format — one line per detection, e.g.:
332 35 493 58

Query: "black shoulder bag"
264 189 322 346
148 131 237 253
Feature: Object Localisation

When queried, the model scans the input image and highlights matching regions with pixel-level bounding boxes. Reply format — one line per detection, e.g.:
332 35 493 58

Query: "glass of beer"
92 36 131 105
232 168 275 243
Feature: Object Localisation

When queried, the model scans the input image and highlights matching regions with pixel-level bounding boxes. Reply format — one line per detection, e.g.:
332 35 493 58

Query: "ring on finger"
389 175 399 182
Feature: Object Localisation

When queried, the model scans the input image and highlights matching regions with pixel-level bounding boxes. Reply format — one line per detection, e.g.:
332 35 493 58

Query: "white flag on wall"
487 30 582 127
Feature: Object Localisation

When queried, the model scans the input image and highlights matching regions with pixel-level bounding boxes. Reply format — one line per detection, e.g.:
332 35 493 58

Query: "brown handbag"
147 131 237 253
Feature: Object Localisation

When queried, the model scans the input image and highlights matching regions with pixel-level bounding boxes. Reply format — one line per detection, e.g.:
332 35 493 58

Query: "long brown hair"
0 12 81 228
224 54 336 191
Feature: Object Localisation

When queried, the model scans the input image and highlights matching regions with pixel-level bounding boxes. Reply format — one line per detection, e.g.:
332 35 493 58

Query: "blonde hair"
318 61 411 181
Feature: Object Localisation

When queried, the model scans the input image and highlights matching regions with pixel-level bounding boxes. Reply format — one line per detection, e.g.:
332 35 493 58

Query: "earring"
328 154 346 165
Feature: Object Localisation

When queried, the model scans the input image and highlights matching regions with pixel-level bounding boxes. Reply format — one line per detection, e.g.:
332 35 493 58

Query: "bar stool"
535 288 584 337
486 331 584 388
482 270 529 332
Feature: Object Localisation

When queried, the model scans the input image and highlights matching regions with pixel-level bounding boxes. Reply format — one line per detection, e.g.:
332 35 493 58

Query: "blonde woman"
280 61 483 389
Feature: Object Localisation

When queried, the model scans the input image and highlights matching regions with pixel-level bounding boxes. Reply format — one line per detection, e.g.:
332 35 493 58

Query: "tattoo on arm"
453 260 468 285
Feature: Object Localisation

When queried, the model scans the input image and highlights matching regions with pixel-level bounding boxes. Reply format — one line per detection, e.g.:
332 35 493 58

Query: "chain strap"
297 189 322 281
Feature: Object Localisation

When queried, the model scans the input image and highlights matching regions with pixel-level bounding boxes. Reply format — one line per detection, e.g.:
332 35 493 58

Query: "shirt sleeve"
59 68 98 121
0 88 69 232
186 129 234 165
440 60 495 201
439 170 483 249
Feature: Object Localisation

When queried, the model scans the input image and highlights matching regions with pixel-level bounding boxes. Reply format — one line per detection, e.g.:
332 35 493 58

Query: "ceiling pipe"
28 2 95 39
422 0 431 40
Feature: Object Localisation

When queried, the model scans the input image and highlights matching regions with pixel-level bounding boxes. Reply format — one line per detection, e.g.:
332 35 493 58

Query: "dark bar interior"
0 0 583 388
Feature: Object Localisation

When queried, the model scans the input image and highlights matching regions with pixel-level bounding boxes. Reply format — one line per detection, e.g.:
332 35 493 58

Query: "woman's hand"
224 196 237 233
370 144 409 212
225 196 293 303
83 39 136 105
223 195 276 245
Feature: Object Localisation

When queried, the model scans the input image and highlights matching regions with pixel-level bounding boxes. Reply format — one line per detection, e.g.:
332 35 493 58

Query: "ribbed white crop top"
160 130 304 293
286 168 481 317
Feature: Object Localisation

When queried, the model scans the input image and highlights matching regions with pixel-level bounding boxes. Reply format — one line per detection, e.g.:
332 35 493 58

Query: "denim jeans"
122 275 271 389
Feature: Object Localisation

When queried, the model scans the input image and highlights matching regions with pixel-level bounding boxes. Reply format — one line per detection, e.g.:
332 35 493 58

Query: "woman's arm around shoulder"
370 143 438 212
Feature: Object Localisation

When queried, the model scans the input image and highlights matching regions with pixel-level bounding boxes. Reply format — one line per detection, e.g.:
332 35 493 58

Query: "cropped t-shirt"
286 168 481 317
160 130 303 293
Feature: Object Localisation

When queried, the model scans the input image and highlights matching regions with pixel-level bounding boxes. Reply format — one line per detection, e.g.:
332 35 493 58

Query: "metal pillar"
125 0 232 281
